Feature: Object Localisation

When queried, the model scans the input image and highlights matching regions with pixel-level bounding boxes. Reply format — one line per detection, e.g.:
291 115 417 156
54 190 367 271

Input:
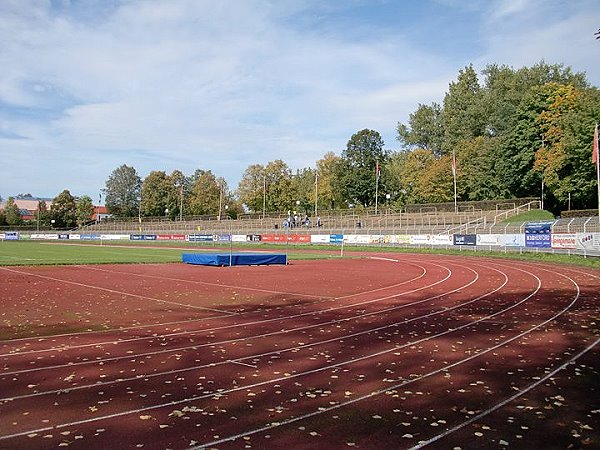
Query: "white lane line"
0 263 538 442
0 262 458 371
0 261 436 356
0 262 500 400
0 259 428 345
0 266 235 315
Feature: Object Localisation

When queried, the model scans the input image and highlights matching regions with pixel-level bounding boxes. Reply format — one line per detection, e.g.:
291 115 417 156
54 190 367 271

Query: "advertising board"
310 234 331 244
476 234 503 246
576 233 600 251
330 234 343 244
453 234 477 246
502 234 525 247
130 234 157 241
551 233 576 249
344 235 371 244
431 234 453 246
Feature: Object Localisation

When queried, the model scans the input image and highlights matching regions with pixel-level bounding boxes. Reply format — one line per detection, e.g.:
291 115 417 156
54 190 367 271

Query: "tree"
264 160 295 213
441 64 485 155
4 197 22 226
141 171 171 217
396 102 443 156
547 86 600 210
338 129 388 207
457 136 508 200
236 164 265 214
76 195 95 226
37 200 50 227
290 167 316 215
390 149 436 205
315 151 344 210
237 160 294 214
50 190 77 228
104 164 141 218
188 170 224 216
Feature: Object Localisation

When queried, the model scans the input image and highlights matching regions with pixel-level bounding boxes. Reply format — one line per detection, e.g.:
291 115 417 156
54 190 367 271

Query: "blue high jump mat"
182 253 287 266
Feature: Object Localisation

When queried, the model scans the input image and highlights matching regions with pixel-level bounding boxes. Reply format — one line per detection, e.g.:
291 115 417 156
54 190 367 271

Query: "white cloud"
0 0 598 198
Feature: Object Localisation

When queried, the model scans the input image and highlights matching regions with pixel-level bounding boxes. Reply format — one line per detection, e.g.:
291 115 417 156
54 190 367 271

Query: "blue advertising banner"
524 221 553 234
80 234 101 240
58 234 70 240
453 234 477 246
187 234 214 242
4 231 19 240
130 234 157 241
216 234 231 242
525 221 552 248
525 234 551 248
330 234 343 244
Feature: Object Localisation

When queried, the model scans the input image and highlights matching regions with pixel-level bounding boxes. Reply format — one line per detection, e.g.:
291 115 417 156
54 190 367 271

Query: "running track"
0 254 598 449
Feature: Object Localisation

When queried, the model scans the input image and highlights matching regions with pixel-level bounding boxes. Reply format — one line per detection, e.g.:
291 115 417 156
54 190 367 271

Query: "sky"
0 0 598 202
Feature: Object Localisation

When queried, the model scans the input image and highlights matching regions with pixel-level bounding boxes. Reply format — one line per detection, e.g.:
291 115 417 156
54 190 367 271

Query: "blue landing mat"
182 253 287 266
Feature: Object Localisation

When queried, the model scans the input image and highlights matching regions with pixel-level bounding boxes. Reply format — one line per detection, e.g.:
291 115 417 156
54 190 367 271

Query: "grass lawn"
0 241 329 266
502 209 555 224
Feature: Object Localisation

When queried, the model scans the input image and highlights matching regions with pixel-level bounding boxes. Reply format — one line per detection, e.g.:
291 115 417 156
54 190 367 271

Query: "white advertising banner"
344 234 371 244
389 234 411 244
369 235 385 244
576 233 600 251
431 234 453 246
31 233 59 240
551 233 577 249
410 234 430 245
476 234 503 246
501 234 525 247
231 234 247 242
310 234 330 244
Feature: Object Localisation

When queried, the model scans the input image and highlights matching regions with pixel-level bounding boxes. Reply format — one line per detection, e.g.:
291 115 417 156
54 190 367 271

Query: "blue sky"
0 0 598 201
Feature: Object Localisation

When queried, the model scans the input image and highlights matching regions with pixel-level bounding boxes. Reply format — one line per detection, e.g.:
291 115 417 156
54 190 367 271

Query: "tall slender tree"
104 164 141 218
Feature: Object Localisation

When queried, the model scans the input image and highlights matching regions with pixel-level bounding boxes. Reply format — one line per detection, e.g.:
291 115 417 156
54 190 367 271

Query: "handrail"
490 200 541 227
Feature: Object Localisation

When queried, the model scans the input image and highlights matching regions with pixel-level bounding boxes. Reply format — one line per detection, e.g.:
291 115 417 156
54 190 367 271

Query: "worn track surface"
0 254 598 449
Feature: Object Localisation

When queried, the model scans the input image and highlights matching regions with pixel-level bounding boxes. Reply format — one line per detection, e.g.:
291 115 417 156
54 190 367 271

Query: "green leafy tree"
441 64 485 155
396 102 444 156
236 160 294 214
37 200 50 227
458 136 508 200
0 209 5 226
315 151 344 210
76 195 95 226
291 168 316 216
50 190 77 228
264 160 294 213
188 170 224 216
236 164 265 213
141 171 171 217
394 149 436 205
4 197 23 225
104 164 141 217
337 129 388 207
547 86 600 210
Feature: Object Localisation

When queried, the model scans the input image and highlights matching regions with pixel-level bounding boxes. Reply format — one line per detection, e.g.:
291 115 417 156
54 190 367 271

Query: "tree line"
104 62 598 219
0 191 94 228
4 61 597 225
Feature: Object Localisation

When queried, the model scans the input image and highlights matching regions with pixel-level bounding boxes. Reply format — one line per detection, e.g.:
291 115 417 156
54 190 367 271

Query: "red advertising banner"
260 234 311 243
157 234 186 240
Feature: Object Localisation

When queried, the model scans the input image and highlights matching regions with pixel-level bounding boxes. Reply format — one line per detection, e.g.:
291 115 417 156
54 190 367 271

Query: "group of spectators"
282 213 322 229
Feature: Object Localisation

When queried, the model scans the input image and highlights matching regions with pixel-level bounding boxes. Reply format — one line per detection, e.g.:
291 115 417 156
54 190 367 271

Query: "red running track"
0 254 598 449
